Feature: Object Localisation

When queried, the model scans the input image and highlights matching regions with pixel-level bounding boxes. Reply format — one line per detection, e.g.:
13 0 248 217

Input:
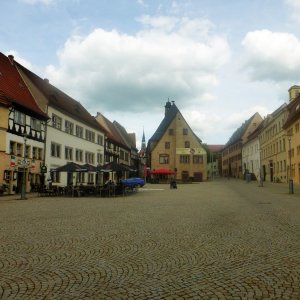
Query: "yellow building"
283 92 300 184
222 113 262 178
147 101 207 182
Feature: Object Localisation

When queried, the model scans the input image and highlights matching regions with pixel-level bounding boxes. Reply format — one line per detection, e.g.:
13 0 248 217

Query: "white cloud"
5 50 32 69
285 0 300 23
242 29 300 82
45 16 230 114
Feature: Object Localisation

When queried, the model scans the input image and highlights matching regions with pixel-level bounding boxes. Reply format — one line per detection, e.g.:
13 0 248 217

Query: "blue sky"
1 0 300 147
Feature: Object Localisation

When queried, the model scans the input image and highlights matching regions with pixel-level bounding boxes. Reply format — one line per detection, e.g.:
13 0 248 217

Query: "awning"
150 169 176 175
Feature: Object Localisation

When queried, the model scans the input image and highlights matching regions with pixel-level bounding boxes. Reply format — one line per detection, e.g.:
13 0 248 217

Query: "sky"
1 0 300 148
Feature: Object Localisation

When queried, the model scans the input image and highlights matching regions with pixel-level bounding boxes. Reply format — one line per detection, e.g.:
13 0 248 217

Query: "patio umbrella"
100 162 129 172
52 162 87 172
81 163 97 172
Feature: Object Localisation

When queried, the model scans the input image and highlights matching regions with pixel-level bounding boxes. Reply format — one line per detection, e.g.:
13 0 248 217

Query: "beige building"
147 101 207 182
259 104 288 183
222 112 262 178
283 89 300 184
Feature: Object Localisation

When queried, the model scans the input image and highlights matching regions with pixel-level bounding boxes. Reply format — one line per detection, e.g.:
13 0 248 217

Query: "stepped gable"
14 60 104 132
0 52 48 119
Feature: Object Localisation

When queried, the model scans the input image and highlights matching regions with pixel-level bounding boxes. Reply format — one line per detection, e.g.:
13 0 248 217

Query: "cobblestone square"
0 180 300 299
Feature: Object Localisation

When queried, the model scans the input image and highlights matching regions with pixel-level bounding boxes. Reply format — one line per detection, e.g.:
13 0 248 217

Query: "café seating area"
38 182 139 198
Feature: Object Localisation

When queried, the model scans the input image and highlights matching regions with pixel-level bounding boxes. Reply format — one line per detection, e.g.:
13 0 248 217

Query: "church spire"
141 127 146 151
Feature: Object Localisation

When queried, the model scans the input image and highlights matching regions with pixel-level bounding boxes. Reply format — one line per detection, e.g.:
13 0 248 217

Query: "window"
65 146 73 160
76 172 85 183
51 171 60 183
65 120 74 135
184 141 190 148
159 154 169 164
51 143 61 158
38 148 43 160
32 147 43 160
125 152 129 162
31 118 41 131
85 151 94 164
16 143 22 156
76 149 83 162
25 145 30 158
97 134 103 145
10 141 16 155
168 128 174 135
32 147 37 159
14 111 25 125
165 142 170 149
183 128 188 135
87 173 94 184
86 129 95 142
180 155 190 164
52 114 62 130
97 153 103 164
76 125 83 138
193 155 203 164
120 150 125 160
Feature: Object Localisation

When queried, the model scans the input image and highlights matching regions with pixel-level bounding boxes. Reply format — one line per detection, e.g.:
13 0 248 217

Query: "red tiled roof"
14 60 105 133
96 113 129 149
0 52 48 119
207 144 224 152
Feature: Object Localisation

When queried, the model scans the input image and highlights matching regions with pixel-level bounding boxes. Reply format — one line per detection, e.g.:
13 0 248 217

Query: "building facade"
147 101 207 182
0 53 48 195
222 112 262 178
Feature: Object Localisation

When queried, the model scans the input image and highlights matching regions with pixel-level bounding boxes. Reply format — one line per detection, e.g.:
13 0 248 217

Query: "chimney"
44 78 49 84
8 55 14 65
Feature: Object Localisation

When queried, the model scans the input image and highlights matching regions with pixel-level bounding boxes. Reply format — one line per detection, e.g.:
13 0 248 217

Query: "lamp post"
20 134 27 200
288 136 294 194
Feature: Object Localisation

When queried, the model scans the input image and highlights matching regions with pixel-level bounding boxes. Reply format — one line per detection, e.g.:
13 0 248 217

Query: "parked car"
121 177 145 188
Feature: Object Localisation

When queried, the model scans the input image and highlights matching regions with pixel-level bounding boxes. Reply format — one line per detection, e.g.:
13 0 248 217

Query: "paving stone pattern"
0 180 300 299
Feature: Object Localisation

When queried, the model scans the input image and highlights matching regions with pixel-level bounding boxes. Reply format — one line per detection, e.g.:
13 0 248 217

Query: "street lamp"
20 134 27 200
288 136 294 194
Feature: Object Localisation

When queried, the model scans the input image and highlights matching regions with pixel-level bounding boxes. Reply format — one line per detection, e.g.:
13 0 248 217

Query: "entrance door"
181 171 189 182
194 172 203 182
17 170 23 194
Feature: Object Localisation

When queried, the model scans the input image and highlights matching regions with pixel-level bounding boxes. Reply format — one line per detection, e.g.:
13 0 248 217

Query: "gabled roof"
14 59 104 132
225 113 260 147
113 121 137 150
95 113 130 149
148 101 202 148
0 52 48 120
148 101 180 142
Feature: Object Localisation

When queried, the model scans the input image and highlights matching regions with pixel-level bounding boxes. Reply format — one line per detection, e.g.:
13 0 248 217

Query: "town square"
0 180 300 299
1 1 300 299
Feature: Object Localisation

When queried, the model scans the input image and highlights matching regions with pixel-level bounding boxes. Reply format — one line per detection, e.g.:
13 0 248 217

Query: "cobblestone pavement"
0 179 300 299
